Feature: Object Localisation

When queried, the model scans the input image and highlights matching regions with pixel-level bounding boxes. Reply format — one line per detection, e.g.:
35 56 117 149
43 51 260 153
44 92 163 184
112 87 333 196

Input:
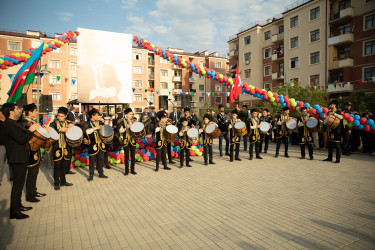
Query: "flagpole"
36 61 41 123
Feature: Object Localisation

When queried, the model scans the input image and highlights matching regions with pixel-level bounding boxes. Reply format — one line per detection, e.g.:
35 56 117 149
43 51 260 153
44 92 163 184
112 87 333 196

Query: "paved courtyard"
0 141 374 250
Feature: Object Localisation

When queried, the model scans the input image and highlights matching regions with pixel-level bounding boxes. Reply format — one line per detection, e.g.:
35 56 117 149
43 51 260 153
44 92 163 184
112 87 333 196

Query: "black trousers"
249 142 260 158
54 159 68 186
156 146 167 169
243 135 248 150
259 134 270 152
167 142 173 162
328 140 341 161
26 163 39 199
230 143 240 160
342 133 350 153
104 151 109 167
89 150 104 175
180 147 190 166
124 145 136 173
10 163 27 214
300 143 313 158
218 132 229 155
203 145 213 163
276 136 289 155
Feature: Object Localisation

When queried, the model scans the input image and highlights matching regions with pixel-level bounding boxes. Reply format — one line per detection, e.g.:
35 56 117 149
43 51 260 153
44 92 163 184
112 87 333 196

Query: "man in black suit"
169 107 180 125
67 107 77 123
79 111 89 123
1 103 40 219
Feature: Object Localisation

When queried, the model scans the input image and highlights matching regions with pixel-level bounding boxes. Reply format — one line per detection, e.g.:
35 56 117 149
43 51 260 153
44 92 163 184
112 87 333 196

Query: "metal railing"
284 0 313 13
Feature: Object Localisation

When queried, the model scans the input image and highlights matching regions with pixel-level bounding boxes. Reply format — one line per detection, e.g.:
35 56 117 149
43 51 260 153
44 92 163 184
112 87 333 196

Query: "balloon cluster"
171 138 204 157
42 114 54 125
133 35 375 133
72 148 89 168
0 30 79 70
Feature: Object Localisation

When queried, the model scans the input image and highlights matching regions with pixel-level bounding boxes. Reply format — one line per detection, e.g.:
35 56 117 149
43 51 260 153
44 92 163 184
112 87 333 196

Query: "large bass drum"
164 125 178 142
205 123 221 139
28 127 49 151
66 126 83 147
130 122 146 140
43 127 59 151
234 121 247 136
99 125 114 144
187 128 199 144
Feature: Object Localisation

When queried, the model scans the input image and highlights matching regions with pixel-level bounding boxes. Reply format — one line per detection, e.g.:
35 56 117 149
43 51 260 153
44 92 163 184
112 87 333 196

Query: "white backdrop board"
77 28 132 103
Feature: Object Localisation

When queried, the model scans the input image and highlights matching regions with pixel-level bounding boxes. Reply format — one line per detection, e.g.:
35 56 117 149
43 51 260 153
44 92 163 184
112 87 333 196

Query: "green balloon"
347 122 353 127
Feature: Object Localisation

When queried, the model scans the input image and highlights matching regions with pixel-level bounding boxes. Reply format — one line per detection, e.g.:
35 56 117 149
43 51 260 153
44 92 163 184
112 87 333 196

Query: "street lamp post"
36 63 50 122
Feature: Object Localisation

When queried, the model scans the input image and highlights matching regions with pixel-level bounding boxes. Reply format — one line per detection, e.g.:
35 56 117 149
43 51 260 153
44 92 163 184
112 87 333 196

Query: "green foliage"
348 90 375 114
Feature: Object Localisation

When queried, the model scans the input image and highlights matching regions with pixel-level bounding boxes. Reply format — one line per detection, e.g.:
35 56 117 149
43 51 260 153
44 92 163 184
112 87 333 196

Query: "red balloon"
307 108 310 113
291 106 296 111
250 89 255 95
275 98 280 103
347 117 354 123
298 102 304 107
287 103 291 108
254 87 259 93
343 113 349 119
364 125 370 132
312 109 317 115
360 118 367 125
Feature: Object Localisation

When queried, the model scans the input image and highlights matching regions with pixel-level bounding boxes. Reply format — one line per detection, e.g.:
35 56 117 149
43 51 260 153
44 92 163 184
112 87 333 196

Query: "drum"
324 114 341 129
28 127 49 151
66 126 83 147
306 118 319 132
286 119 297 130
206 123 221 139
130 122 146 140
43 127 59 150
187 128 199 144
260 122 270 134
234 121 247 136
99 125 114 144
164 125 178 142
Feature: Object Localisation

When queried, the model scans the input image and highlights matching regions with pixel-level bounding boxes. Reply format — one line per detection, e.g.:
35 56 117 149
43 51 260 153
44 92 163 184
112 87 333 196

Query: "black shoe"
343 152 350 156
130 171 137 175
300 156 305 159
225 153 230 156
186 164 192 167
164 167 171 170
264 151 267 154
220 153 223 156
204 162 208 165
285 154 290 158
275 154 279 158
169 160 175 164
323 158 332 162
230 159 233 162
61 182 73 186
20 206 33 211
54 185 60 190
209 161 215 164
88 175 94 181
155 168 159 172
104 165 112 169
335 160 340 163
99 173 108 178
256 156 263 159
235 158 241 161
26 197 40 203
249 157 253 160
35 192 46 197
189 158 194 162
124 171 129 176
180 165 184 168
10 212 29 220
67 171 76 175
310 156 313 160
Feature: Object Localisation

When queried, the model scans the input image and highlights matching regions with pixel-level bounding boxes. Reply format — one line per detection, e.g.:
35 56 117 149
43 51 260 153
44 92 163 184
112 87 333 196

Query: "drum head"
187 128 198 138
130 122 144 133
37 127 50 138
234 121 245 129
66 126 83 140
306 118 318 128
100 125 113 137
323 115 330 124
260 122 270 132
206 124 216 134
286 119 297 130
48 127 59 140
166 125 178 134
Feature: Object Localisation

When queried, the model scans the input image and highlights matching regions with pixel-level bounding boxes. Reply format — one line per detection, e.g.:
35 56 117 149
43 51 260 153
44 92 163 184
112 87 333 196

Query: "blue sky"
1 0 297 56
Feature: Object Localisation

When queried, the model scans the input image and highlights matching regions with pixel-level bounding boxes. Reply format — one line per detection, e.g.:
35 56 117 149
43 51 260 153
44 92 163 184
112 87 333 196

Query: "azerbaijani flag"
6 43 44 103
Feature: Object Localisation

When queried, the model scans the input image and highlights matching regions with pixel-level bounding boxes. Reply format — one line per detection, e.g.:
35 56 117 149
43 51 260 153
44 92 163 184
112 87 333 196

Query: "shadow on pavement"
0 199 14 249
272 229 329 249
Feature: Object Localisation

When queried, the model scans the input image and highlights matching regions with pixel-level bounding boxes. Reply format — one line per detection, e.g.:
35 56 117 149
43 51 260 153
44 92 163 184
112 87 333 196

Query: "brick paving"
0 141 374 249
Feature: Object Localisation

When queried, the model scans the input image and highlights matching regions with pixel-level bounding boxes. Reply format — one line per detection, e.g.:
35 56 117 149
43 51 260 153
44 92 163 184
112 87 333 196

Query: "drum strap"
56 121 67 149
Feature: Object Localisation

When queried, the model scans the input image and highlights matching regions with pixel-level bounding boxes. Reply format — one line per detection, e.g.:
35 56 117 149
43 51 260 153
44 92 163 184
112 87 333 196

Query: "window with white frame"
199 97 204 103
8 41 21 51
291 37 298 48
215 85 222 92
161 69 168 76
244 52 251 64
310 7 320 20
245 69 251 78
364 66 375 79
290 16 298 28
133 53 142 60
31 40 41 48
291 57 299 68
215 62 222 68
70 62 77 71
364 40 375 55
133 66 142 74
147 92 155 104
365 14 375 30
199 85 204 91
161 82 168 89
264 66 271 76
160 58 168 64
71 93 78 100
49 60 61 69
70 47 77 56
310 75 320 86
264 31 271 40
133 80 142 88
310 52 320 64
32 89 40 100
310 29 320 42
50 91 61 100
215 97 222 104
49 75 61 84
244 36 251 45
264 48 271 58
133 94 142 102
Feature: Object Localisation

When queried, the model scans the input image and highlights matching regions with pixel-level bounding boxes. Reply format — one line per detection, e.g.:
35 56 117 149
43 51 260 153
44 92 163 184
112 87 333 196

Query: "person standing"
247 109 263 160
169 107 180 125
154 111 171 172
228 109 242 162
239 105 248 151
2 103 39 219
178 117 192 168
79 111 89 123
275 107 291 158
341 102 352 156
200 114 215 165
118 108 137 175
217 104 229 156
259 109 272 154
0 108 11 186
323 100 342 163
50 107 74 190
297 107 314 160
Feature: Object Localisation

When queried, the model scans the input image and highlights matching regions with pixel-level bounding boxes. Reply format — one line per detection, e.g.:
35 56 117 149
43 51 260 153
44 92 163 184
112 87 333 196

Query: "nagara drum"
28 127 49 151
187 128 199 144
324 114 341 129
286 119 297 130
205 123 221 139
164 125 178 142
130 122 146 140
43 127 59 151
99 125 114 144
66 126 83 147
306 118 319 132
260 122 271 134
234 121 247 136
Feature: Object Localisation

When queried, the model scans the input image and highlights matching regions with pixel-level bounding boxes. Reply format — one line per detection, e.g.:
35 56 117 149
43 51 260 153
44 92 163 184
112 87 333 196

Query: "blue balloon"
280 98 285 104
282 103 287 108
278 94 284 99
353 120 360 127
358 124 364 130
354 115 360 120
349 114 354 118
317 108 323 114
371 124 375 130
320 113 324 118
367 119 374 126
115 151 120 154
313 104 320 109
43 118 47 121
48 114 52 117
305 103 310 108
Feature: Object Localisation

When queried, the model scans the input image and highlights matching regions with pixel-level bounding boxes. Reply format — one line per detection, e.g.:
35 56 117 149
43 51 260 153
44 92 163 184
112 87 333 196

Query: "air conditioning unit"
245 61 250 65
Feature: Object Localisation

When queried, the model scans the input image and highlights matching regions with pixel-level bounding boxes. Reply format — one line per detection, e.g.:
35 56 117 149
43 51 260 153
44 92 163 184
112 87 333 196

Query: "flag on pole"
7 43 44 103
229 63 242 103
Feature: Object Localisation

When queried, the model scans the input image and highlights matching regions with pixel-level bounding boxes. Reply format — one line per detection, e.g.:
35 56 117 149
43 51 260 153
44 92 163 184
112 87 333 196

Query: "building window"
199 97 205 103
338 47 351 60
160 58 168 64
244 69 251 78
244 36 251 45
215 85 222 92
290 78 299 84
199 60 204 66
161 70 168 77
264 66 271 76
244 52 251 64
338 0 351 11
8 41 21 51
50 91 61 101
291 57 299 68
49 75 61 84
279 63 284 74
310 52 320 64
133 80 142 88
279 25 284 33
290 16 298 28
133 66 142 74
70 62 77 71
339 23 351 34
199 84 204 91
49 60 61 69
365 40 375 55
310 7 320 20
310 29 320 42
32 89 39 100
133 94 143 102
161 82 168 89
215 97 222 104
264 31 271 40
71 93 78 100
174 70 181 76
133 53 142 60
31 40 41 48
215 62 222 68
264 48 271 58
264 83 271 90
365 14 375 30
291 37 298 48
364 66 375 79
70 47 77 56
310 75 320 86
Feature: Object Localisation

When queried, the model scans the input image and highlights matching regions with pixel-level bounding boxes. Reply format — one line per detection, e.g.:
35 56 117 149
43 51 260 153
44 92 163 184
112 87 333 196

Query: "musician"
154 111 171 172
178 117 192 168
83 108 109 181
259 109 272 154
217 104 229 156
67 107 77 123
275 107 291 158
103 118 112 169
297 107 314 160
239 105 249 151
200 114 215 165
247 109 263 160
228 109 242 162
342 102 352 156
169 107 180 125
50 107 74 190
2 103 39 219
323 100 342 163
118 108 137 175
20 103 47 202
183 107 195 162
267 110 274 142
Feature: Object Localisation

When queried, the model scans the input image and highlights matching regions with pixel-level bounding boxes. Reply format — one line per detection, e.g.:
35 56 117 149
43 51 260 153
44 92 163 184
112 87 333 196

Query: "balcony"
329 55 354 69
328 33 354 46
327 82 353 93
271 33 284 43
228 49 239 57
272 53 284 62
330 7 354 24
189 77 196 82
173 76 181 82
272 72 284 80
339 58 353 68
174 88 182 93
